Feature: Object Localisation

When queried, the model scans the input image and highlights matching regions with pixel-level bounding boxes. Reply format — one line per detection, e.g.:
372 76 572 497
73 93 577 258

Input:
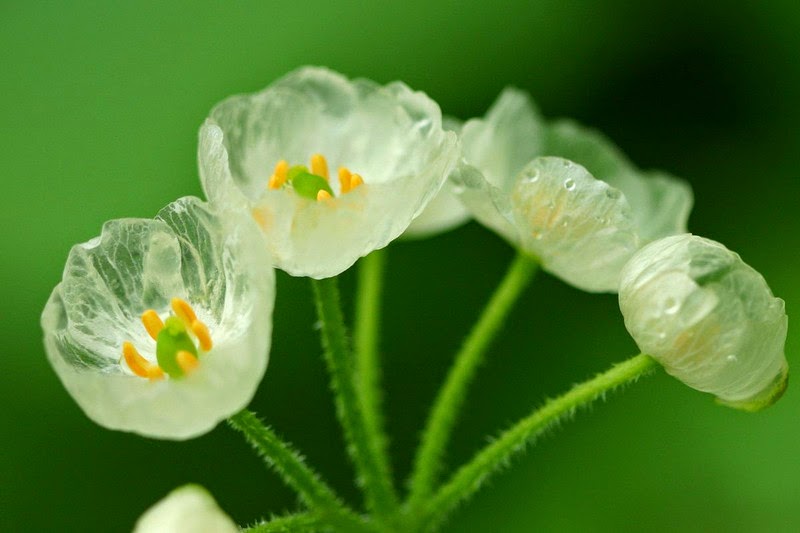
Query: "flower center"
120 298 213 381
267 153 364 201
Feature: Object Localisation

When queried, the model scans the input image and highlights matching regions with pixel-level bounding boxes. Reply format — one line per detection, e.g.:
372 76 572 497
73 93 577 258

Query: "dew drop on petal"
606 189 622 200
564 178 576 191
663 297 680 315
726 354 738 363
525 169 540 183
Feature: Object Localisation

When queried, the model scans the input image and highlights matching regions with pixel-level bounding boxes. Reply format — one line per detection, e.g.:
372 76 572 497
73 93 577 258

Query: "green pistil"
287 165 334 200
156 316 199 378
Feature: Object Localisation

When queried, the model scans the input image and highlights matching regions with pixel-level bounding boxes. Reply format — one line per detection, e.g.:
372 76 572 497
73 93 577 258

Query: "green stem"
406 253 538 509
242 512 317 532
353 249 394 499
417 354 658 531
228 410 369 532
312 277 400 522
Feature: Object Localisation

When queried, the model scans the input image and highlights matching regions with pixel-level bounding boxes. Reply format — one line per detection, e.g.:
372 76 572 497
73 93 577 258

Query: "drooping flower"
42 197 275 439
618 234 788 411
451 88 693 292
133 485 238 533
198 66 459 278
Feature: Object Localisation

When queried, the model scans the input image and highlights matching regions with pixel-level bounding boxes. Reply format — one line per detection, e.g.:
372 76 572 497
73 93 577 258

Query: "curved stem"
416 354 658 531
243 512 317 532
228 410 369 532
312 277 400 523
406 253 538 509
353 249 394 498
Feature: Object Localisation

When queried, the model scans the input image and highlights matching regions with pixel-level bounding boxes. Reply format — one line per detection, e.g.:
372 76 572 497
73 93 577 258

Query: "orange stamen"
268 160 289 189
191 320 213 351
311 154 329 180
338 167 352 193
141 310 164 341
317 190 333 201
171 297 197 328
122 341 163 380
349 173 364 190
176 350 200 374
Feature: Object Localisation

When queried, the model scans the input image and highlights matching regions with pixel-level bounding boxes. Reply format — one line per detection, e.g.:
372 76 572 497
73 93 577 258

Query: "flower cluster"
41 66 788 530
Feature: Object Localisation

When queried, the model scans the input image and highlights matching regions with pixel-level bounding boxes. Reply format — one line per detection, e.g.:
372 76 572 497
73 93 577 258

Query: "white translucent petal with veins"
619 234 788 410
133 485 238 533
199 66 459 277
42 197 275 439
452 87 693 292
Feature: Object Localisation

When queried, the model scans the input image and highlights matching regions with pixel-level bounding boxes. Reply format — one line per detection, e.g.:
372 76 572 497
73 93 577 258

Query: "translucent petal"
42 197 275 439
133 485 238 533
511 157 639 292
619 234 788 410
543 120 693 242
404 115 470 238
198 66 458 277
450 88 544 241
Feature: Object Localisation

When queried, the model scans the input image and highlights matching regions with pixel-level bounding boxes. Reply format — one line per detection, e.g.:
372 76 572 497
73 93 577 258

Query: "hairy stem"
417 354 658 531
228 410 369 532
312 277 400 523
242 512 317 532
406 253 538 509
353 249 394 500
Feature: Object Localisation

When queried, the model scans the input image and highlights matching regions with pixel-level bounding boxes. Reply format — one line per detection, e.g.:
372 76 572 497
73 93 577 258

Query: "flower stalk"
414 354 658 531
227 410 369 532
354 249 394 495
312 277 400 524
406 253 538 509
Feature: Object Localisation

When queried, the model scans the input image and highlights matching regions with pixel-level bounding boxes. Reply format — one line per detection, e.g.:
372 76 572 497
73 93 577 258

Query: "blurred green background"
2 1 799 531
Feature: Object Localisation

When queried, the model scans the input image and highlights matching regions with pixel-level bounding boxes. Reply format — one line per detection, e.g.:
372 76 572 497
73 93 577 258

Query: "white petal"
511 157 639 292
42 197 275 439
451 89 544 240
199 66 458 277
133 485 238 533
619 234 788 410
544 120 693 242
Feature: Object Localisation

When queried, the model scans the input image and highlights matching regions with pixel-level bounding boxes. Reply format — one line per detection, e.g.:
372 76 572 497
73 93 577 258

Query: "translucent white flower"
404 116 471 238
133 485 238 533
452 88 693 292
42 197 275 439
619 234 788 411
199 66 459 277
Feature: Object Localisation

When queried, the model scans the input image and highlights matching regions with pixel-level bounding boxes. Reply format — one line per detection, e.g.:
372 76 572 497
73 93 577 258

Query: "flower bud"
618 234 788 411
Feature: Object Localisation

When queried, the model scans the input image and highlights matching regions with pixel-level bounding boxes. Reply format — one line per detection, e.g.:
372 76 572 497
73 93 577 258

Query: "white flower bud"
133 485 238 533
619 234 788 411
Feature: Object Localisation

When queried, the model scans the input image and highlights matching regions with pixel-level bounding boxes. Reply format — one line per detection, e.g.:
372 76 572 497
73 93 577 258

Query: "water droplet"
726 354 738 363
606 189 621 200
547 201 556 209
561 216 571 227
664 297 680 315
564 178 576 191
451 184 465 194
562 160 572 168
531 230 544 240
657 331 667 340
526 169 540 183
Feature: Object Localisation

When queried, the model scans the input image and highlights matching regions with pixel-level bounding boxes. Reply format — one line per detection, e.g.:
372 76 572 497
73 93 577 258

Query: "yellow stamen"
268 159 289 189
171 297 198 328
338 167 352 193
176 350 200 374
349 173 364 190
191 320 213 351
311 154 329 180
122 341 163 380
317 190 333 201
141 310 164 341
